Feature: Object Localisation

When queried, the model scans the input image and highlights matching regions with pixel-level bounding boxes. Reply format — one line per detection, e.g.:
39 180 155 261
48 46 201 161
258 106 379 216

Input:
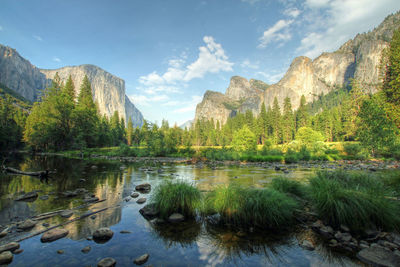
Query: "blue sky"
1 0 400 125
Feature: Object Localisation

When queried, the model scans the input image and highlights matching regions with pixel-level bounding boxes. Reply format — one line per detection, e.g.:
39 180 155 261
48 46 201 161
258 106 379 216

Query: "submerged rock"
15 191 38 201
0 242 20 253
98 257 116 267
133 253 149 265
168 213 185 223
57 250 64 254
39 195 49 200
135 183 151 193
60 210 73 218
12 249 23 254
136 197 146 204
0 251 13 265
357 247 400 267
41 229 69 243
81 246 91 253
93 228 114 243
139 204 159 220
131 192 139 198
120 230 131 234
17 219 37 230
300 240 315 251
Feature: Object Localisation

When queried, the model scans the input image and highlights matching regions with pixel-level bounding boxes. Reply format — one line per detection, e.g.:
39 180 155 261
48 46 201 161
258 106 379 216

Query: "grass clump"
204 184 298 229
270 177 306 198
309 171 400 231
151 181 201 219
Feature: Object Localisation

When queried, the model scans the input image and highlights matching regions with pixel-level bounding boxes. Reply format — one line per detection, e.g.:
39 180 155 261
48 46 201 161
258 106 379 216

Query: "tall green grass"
270 177 307 198
309 171 400 231
204 184 298 229
151 181 201 219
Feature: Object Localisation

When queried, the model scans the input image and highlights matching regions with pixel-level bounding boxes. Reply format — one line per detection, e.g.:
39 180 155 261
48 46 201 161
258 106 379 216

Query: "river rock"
133 253 149 265
135 183 151 193
131 192 139 198
120 230 131 234
13 249 23 254
41 229 69 242
62 191 78 197
139 204 159 220
57 250 64 254
15 191 38 201
168 213 185 223
357 247 400 267
81 246 91 253
93 228 114 242
39 195 49 200
300 240 315 250
0 242 20 253
136 198 146 204
0 251 13 265
98 257 116 267
0 231 7 238
319 225 334 238
60 210 73 218
18 219 37 230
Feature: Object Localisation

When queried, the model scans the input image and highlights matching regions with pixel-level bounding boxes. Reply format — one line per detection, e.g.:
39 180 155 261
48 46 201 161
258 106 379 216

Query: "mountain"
179 119 194 129
0 44 143 127
195 11 400 124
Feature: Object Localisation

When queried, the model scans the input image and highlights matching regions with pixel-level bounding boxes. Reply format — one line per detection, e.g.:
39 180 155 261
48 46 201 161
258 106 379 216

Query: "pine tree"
126 117 133 146
282 97 295 143
296 95 309 130
63 75 75 100
271 97 281 143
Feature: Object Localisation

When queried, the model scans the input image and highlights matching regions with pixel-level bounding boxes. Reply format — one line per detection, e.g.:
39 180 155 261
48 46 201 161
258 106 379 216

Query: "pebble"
168 213 185 223
0 251 13 265
97 257 116 267
81 246 91 253
136 198 146 204
134 254 149 265
41 229 69 243
57 250 64 254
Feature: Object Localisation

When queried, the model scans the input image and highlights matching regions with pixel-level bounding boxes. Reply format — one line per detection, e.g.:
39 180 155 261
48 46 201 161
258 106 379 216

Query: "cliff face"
195 11 400 124
0 45 143 127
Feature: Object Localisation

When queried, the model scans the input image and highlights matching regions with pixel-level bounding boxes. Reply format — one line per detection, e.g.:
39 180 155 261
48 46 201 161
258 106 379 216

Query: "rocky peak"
225 76 262 101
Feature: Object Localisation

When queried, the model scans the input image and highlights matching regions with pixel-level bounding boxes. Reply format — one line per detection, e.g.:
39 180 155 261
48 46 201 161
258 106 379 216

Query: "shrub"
151 181 201 219
232 125 257 152
298 145 311 161
309 171 400 231
343 143 362 156
295 127 325 145
204 185 298 229
117 143 136 156
270 177 306 198
284 149 299 163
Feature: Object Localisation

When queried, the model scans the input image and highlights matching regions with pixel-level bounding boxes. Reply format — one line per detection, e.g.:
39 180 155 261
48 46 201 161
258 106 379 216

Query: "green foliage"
151 181 201 219
204 185 298 229
232 125 257 152
295 127 325 145
270 177 306 198
309 171 400 231
343 143 362 156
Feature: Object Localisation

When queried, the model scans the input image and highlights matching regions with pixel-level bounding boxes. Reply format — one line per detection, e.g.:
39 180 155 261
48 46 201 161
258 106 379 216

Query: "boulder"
135 183 151 193
133 253 149 265
17 219 37 230
0 242 20 253
357 247 400 267
98 257 116 267
139 204 159 220
0 251 13 265
41 229 69 242
15 191 38 201
136 198 146 204
131 192 139 198
168 213 185 223
93 228 114 243
60 210 73 218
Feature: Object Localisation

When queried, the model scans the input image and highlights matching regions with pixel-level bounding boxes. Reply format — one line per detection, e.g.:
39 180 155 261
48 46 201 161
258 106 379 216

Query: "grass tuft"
270 177 306 198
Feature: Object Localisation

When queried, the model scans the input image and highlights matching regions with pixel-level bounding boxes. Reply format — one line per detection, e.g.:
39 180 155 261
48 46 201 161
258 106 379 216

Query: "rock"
39 195 49 200
0 251 13 265
84 196 99 203
93 228 114 242
81 246 91 253
15 191 38 201
12 249 23 254
124 197 131 202
136 198 146 204
17 219 36 230
97 257 116 267
120 230 131 234
135 183 151 193
329 239 338 247
0 231 7 238
335 232 352 242
168 213 185 223
41 229 69 242
42 223 50 227
357 247 400 267
139 204 159 220
90 215 97 220
134 254 149 265
57 250 64 254
300 240 315 250
62 191 78 197
131 192 139 198
340 224 350 232
319 225 334 238
0 242 20 253
60 210 73 218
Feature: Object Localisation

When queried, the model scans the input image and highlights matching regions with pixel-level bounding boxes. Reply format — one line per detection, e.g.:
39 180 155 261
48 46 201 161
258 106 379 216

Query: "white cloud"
52 57 61 62
33 35 43 41
172 95 203 114
241 59 259 69
284 8 301 18
256 71 286 84
298 0 400 58
129 94 169 107
258 19 294 48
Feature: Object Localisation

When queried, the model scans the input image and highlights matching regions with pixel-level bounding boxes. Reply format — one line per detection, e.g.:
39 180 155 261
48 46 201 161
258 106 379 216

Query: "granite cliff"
195 11 400 124
0 45 143 127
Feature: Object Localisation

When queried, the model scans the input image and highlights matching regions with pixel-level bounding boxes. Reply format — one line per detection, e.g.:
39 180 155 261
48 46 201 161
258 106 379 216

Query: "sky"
1 0 400 126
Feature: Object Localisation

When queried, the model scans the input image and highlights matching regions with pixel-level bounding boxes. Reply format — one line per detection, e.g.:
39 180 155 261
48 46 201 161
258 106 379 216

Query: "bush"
270 177 306 198
343 143 362 156
309 171 400 231
151 181 201 219
284 149 299 163
232 125 257 152
298 145 311 161
204 185 298 229
117 143 136 156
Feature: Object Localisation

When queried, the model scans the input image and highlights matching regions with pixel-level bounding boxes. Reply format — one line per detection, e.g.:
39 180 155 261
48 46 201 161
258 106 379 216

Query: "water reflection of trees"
150 220 202 248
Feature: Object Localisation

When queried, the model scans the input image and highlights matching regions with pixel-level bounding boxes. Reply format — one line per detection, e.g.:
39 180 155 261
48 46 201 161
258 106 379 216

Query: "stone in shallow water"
0 251 13 265
17 219 37 230
133 254 149 265
120 230 131 234
135 183 151 193
136 197 146 204
139 204 159 220
357 247 400 267
81 246 91 253
57 250 64 254
0 242 20 253
131 192 139 198
300 240 315 250
168 213 185 223
93 228 114 243
41 229 69 243
39 195 49 200
60 210 73 218
12 249 23 254
15 191 38 201
97 257 116 267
